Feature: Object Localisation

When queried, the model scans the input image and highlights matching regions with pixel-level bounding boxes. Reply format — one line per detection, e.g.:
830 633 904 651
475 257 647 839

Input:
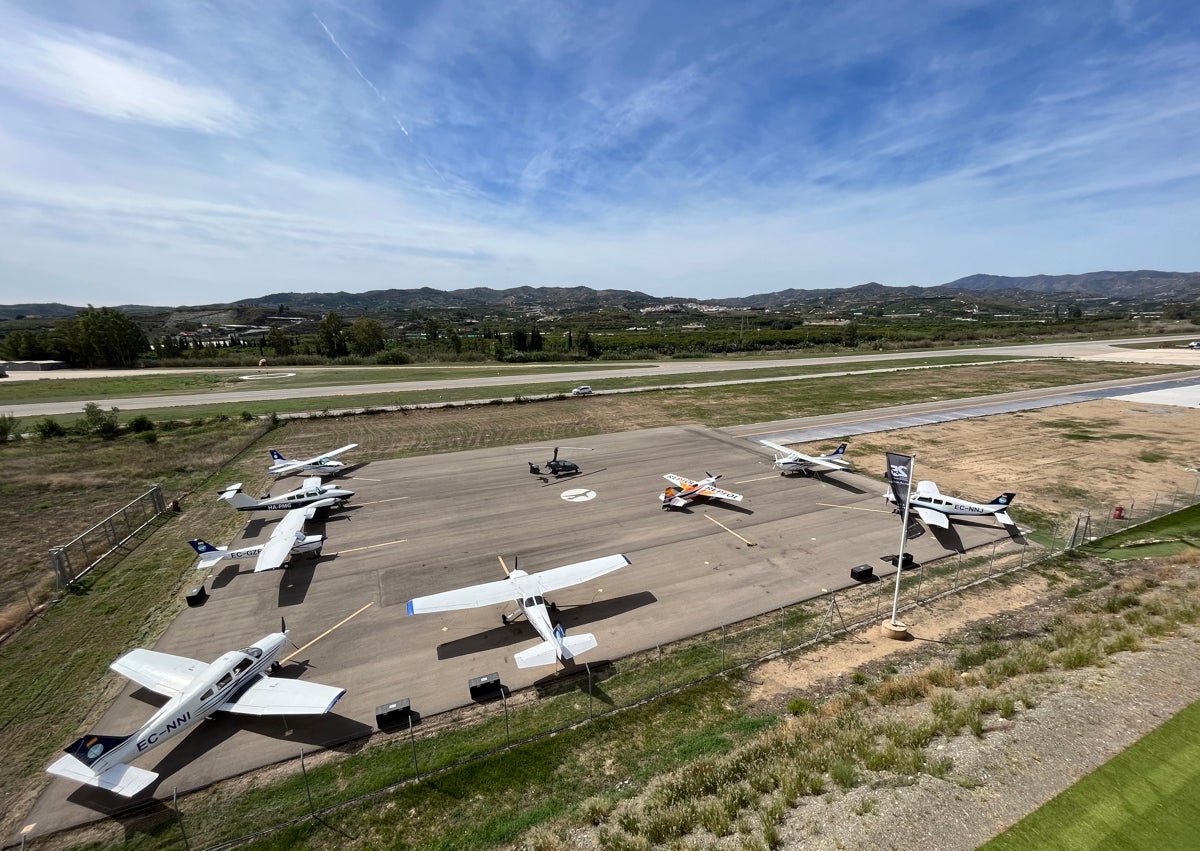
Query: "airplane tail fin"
217 484 256 509
61 733 133 768
831 443 847 456
48 736 157 797
269 449 287 462
188 539 227 568
991 493 1017 506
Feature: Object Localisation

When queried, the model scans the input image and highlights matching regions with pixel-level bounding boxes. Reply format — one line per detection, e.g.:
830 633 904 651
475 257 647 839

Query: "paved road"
6 335 1199 418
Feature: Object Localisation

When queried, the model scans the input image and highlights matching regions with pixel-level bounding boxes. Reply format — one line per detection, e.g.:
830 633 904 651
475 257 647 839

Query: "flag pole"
885 453 915 638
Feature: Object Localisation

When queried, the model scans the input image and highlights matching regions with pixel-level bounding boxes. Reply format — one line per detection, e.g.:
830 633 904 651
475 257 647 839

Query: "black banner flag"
885 452 914 508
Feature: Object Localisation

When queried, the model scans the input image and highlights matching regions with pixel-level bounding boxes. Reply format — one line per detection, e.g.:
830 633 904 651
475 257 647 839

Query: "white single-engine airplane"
406 554 631 669
218 476 354 512
268 443 359 477
46 625 345 797
660 473 744 510
189 506 326 572
760 440 851 476
885 480 1017 529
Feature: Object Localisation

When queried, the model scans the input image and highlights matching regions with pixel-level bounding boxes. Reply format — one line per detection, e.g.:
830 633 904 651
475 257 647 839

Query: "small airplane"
760 439 851 476
46 623 345 797
189 506 326 573
528 447 581 477
660 473 744 510
218 476 354 512
885 480 1017 529
267 443 359 477
406 553 631 669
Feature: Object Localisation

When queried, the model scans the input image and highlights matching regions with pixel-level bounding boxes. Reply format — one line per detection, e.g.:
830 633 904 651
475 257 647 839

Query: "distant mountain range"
2 270 1197 321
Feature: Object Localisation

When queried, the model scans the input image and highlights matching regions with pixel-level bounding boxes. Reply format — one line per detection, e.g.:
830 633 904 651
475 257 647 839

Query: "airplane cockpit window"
523 597 536 607
534 595 545 606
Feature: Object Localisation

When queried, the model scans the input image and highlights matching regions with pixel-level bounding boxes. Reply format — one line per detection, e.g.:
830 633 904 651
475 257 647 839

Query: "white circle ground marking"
239 372 297 380
561 488 597 503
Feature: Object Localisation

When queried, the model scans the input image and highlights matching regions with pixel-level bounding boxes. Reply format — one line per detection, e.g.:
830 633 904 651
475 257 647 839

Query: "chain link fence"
48 486 167 590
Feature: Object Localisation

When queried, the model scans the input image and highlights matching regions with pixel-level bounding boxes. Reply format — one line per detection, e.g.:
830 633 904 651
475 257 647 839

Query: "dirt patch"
747 574 1052 707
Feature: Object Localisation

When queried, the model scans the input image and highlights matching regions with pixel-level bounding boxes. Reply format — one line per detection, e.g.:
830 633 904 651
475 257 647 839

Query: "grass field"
982 698 1200 850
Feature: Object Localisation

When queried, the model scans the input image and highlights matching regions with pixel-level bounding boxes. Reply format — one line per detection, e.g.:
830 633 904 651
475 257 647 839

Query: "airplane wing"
301 475 323 490
914 506 950 529
915 480 941 497
663 474 699 488
407 577 516 614
272 444 359 475
110 648 206 699
699 485 743 502
759 439 798 459
317 443 358 461
254 508 308 572
220 676 345 716
535 554 631 593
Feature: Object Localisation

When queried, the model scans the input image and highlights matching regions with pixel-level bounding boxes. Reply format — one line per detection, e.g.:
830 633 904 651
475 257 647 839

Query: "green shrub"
35 417 67 438
128 414 155 433
788 698 815 716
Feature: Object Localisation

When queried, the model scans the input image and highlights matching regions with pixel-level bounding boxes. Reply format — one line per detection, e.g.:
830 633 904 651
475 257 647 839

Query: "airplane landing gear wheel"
501 614 509 625
549 601 558 612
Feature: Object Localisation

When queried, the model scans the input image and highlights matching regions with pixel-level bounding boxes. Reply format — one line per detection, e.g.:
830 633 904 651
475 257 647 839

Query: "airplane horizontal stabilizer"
46 754 158 797
559 632 598 661
994 510 1015 527
514 640 559 668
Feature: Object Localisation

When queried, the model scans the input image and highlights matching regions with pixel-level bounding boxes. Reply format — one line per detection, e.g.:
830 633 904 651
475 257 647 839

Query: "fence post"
779 606 786 654
586 663 593 718
502 690 510 745
300 749 314 813
720 624 726 671
657 644 663 695
173 787 190 850
408 714 419 780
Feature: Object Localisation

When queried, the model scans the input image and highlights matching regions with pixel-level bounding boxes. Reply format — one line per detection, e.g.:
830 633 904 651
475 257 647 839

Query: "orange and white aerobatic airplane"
660 473 744 510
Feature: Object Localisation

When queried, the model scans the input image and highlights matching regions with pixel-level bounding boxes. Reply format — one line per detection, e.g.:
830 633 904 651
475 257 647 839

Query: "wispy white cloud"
0 0 1197 306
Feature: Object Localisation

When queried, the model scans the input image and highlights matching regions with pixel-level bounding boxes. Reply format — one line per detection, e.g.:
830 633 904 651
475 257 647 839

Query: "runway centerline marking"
358 496 409 506
337 539 407 554
735 475 778 484
817 502 893 514
282 602 374 664
705 514 757 546
350 476 382 482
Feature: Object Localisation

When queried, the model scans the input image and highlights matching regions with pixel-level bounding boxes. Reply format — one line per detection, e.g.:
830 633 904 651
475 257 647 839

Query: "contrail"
312 11 410 137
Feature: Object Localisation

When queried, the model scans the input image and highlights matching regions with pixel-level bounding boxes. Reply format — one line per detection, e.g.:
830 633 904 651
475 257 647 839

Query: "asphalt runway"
25 424 1016 836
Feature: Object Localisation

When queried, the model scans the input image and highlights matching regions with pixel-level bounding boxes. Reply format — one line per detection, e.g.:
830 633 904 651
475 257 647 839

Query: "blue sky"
0 0 1197 306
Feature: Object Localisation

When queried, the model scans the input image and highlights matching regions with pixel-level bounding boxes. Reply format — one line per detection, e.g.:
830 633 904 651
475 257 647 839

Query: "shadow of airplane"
435 591 658 661
810 475 868 496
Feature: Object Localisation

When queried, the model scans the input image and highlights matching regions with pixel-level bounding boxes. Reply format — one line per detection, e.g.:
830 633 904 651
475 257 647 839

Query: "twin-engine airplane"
268 443 359 477
406 554 631 669
189 506 326 573
218 476 354 512
760 440 851 476
885 480 1017 529
46 625 345 797
660 473 744 510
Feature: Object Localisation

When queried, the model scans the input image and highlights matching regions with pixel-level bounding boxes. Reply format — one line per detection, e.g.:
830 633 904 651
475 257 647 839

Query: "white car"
570 385 593 396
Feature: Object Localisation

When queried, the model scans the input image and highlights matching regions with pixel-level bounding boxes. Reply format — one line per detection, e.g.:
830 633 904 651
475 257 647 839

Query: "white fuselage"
89 634 285 776
509 571 560 649
887 491 1005 518
233 485 354 512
